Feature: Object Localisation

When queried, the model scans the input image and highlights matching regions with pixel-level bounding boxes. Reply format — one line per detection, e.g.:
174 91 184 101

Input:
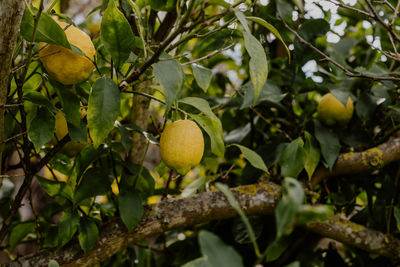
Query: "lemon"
160 120 204 175
317 93 354 126
39 20 95 85
55 111 68 140
54 111 86 156
43 166 68 182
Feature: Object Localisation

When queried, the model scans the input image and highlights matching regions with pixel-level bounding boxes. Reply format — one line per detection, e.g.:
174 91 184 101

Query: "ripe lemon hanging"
39 20 96 85
160 120 204 175
54 111 86 156
317 93 354 126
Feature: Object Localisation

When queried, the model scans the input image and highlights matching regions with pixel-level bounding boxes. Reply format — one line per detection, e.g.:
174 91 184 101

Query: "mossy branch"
12 183 400 266
311 136 400 187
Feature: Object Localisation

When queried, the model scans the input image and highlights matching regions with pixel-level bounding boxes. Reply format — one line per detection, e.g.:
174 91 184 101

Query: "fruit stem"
162 169 174 199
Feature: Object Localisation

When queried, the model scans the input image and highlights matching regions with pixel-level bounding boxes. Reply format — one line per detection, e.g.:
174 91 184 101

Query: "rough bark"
0 0 25 187
311 136 400 187
11 183 400 266
128 81 152 164
307 216 400 261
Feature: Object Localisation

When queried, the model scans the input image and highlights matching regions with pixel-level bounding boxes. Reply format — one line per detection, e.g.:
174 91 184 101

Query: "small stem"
122 90 187 115
162 169 174 199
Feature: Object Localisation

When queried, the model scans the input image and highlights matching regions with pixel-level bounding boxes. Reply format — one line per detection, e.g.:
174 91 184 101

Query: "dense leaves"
3 0 400 266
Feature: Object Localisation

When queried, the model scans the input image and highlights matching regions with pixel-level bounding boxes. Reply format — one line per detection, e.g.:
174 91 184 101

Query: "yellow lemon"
317 93 354 126
39 20 95 85
55 111 68 140
43 166 68 182
54 111 87 156
160 120 204 175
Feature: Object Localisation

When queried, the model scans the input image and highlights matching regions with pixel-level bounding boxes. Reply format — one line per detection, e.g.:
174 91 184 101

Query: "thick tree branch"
12 182 400 266
0 0 25 186
311 136 400 187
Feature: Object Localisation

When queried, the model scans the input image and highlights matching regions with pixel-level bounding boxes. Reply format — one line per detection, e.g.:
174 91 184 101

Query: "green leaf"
181 177 206 197
245 16 290 62
198 230 244 267
190 114 225 157
58 210 80 247
294 19 330 64
119 190 143 232
115 121 133 153
79 218 99 254
285 261 300 267
20 6 70 48
70 145 107 189
314 120 340 170
241 82 286 109
277 1 294 24
101 0 136 68
179 97 219 122
48 260 59 267
56 88 81 128
215 183 260 257
28 107 55 151
74 167 114 204
87 76 120 148
394 206 400 231
147 0 176 11
37 176 73 200
295 205 331 225
153 57 184 112
243 31 268 104
23 91 56 113
275 178 304 239
9 222 35 250
331 89 351 106
181 258 210 267
304 131 320 180
234 10 251 34
231 144 268 173
265 236 292 262
356 92 382 121
192 64 212 92
68 119 87 143
279 138 306 178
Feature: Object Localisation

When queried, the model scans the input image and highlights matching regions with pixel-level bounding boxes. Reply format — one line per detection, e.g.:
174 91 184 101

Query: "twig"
278 11 400 81
1 131 27 144
122 90 187 115
365 0 400 42
382 0 395 11
0 135 70 243
181 42 235 66
326 0 374 18
158 53 190 61
390 0 400 27
0 103 24 108
122 0 196 86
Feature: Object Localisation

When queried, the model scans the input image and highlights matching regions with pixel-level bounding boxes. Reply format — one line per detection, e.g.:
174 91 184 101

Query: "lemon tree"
1 0 400 266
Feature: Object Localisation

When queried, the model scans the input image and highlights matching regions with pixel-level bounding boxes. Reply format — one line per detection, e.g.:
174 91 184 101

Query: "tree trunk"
0 0 25 187
128 80 152 164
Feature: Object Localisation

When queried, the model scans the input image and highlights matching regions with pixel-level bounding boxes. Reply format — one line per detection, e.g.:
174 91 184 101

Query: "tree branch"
12 182 400 266
278 11 400 81
0 0 25 186
311 136 400 187
0 135 70 243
